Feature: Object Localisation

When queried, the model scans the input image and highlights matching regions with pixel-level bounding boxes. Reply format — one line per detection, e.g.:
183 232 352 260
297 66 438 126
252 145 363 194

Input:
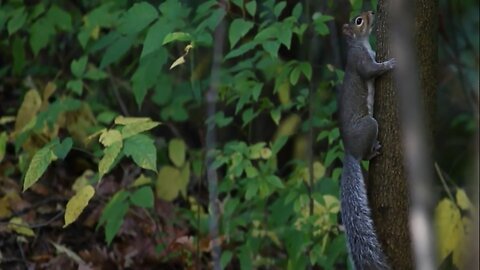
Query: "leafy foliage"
0 0 477 269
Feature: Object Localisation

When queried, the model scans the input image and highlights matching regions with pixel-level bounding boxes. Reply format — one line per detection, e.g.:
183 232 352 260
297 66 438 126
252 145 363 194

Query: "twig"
107 67 130 116
434 162 455 203
205 1 227 269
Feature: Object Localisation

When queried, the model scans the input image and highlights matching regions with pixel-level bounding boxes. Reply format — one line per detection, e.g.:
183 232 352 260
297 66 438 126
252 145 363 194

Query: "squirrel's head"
342 11 374 40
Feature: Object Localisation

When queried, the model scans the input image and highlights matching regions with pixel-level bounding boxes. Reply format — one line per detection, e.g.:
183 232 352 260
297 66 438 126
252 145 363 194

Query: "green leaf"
0 132 7 163
141 19 172 58
123 134 157 172
84 67 107 81
104 197 129 245
271 136 288 155
262 41 280 58
63 185 95 227
274 1 287 18
23 146 57 191
8 8 27 35
46 5 72 31
224 41 257 60
71 56 88 78
229 19 254 48
221 250 233 269
290 67 301 85
231 0 244 9
52 137 73 159
299 62 312 81
168 138 186 167
266 175 284 188
118 2 158 35
100 35 135 68
66 79 83 95
212 112 233 128
163 32 191 45
245 1 257 16
12 36 26 75
130 186 154 208
98 141 122 179
29 19 55 56
270 108 281 125
292 3 303 19
121 120 160 139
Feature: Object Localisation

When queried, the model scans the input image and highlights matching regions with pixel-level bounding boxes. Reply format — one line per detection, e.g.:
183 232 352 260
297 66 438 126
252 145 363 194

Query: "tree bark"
369 0 438 269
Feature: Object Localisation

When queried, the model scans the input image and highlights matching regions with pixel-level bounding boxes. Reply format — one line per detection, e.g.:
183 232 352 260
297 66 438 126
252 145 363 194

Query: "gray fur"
338 11 395 269
341 154 390 270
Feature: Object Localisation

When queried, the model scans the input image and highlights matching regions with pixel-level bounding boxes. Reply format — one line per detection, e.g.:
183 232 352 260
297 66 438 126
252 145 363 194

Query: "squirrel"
338 11 396 270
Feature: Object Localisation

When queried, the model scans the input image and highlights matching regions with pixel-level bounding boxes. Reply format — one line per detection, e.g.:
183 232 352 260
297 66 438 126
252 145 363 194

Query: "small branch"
107 67 130 116
205 1 227 269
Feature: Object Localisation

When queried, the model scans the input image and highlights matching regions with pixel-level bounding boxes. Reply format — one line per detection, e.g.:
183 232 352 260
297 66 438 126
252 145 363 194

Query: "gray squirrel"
338 11 396 270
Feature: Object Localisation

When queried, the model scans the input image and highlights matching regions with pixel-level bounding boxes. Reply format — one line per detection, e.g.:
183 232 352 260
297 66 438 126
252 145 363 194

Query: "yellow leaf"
278 80 290 104
23 147 57 191
8 217 35 237
260 148 272 159
323 195 340 214
130 174 152 188
42 82 57 108
313 162 325 180
90 25 100 39
15 89 42 134
274 114 301 140
0 132 7 162
98 141 122 179
114 116 151 125
170 56 186 70
455 189 472 211
121 121 160 139
169 139 186 167
435 198 463 263
156 166 182 201
72 170 94 192
0 116 16 125
99 129 122 147
64 185 95 228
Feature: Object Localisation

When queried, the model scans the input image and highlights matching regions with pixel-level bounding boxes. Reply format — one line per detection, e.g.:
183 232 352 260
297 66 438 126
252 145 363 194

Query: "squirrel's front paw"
385 58 396 69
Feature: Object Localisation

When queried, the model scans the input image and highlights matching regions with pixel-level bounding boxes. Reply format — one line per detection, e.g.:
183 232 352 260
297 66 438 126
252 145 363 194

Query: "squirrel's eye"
355 17 363 25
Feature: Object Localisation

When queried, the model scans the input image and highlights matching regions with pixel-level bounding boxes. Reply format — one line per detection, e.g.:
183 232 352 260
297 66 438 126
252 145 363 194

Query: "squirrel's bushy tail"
341 153 390 270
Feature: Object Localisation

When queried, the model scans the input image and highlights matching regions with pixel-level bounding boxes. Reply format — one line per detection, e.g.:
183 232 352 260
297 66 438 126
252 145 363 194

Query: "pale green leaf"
114 116 151 125
63 185 95 227
168 138 186 167
156 166 182 201
163 32 191 45
8 217 35 237
121 121 160 139
98 141 122 178
23 147 56 191
99 129 122 147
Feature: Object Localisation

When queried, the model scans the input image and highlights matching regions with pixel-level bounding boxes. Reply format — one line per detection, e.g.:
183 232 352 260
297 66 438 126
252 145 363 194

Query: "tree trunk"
369 0 437 269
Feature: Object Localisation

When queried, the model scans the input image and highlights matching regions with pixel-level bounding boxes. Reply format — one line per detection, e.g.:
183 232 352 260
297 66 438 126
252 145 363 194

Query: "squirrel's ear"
342 24 352 37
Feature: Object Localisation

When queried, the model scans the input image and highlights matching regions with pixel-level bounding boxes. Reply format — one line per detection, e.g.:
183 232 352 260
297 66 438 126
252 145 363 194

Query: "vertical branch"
205 2 226 269
390 0 436 269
